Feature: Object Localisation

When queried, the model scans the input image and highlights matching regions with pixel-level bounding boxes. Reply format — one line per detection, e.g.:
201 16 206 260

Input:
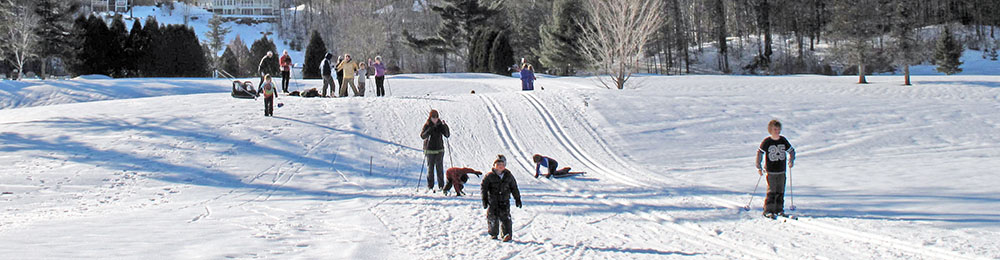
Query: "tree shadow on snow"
0 116 424 200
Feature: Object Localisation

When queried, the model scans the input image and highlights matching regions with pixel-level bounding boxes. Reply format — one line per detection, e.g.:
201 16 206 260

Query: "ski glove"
515 201 522 208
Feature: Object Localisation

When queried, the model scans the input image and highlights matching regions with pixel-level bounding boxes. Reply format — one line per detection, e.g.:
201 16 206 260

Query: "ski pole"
744 174 763 211
386 76 392 96
445 137 455 169
416 152 426 192
788 167 796 211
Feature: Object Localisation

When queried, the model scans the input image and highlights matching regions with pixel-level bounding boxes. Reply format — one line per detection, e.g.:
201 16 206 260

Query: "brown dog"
444 167 482 196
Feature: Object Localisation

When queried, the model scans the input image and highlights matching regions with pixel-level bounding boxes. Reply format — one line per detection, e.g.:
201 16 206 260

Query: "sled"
551 171 586 178
231 80 258 99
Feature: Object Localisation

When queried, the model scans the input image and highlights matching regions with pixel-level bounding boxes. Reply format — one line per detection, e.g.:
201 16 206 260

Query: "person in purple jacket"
520 64 536 91
371 56 388 96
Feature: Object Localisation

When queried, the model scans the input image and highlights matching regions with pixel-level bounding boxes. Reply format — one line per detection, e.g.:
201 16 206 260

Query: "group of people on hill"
418 108 797 241
249 50 389 116
318 53 388 98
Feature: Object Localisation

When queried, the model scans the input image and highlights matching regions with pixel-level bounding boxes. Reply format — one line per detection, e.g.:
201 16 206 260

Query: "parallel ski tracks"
479 93 778 258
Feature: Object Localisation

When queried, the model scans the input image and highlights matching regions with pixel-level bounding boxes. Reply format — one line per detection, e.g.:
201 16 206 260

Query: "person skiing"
356 61 368 97
482 155 521 242
420 109 451 191
532 154 575 178
756 119 796 219
279 50 292 93
258 74 277 117
257 51 275 89
443 167 482 196
520 64 536 91
335 54 361 97
371 56 387 96
319 53 335 97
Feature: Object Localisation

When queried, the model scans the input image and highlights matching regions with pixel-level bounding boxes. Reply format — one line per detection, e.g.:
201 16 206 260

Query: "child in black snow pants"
259 75 277 117
756 119 796 218
482 155 521 242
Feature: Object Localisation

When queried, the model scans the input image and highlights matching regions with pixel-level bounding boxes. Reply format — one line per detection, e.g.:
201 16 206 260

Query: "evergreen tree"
125 19 148 77
249 35 279 77
33 0 80 79
934 26 963 75
72 15 115 76
302 30 326 79
489 30 514 75
468 28 499 73
203 14 231 69
108 16 129 78
536 0 587 76
159 25 209 77
405 0 498 71
140 16 163 76
220 47 240 78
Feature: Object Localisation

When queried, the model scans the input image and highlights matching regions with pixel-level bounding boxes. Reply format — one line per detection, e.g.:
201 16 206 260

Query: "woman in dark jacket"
420 109 451 191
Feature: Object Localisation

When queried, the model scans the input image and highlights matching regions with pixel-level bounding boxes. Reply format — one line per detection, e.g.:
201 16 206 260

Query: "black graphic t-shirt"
759 136 794 173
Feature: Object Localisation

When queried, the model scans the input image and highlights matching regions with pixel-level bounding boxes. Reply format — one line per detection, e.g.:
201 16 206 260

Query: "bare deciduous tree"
578 0 664 89
2 5 40 80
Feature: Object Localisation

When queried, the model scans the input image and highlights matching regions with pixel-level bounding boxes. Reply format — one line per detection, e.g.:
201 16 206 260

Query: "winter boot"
502 234 512 242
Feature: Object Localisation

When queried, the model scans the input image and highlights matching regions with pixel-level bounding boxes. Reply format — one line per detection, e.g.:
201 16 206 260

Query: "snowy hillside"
1 74 998 259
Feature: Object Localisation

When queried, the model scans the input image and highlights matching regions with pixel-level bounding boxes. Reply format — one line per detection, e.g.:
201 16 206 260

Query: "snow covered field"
1 74 998 259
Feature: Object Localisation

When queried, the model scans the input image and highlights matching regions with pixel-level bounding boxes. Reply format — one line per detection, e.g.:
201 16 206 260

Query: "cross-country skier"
257 51 275 89
279 50 292 93
482 155 521 242
420 109 451 191
756 119 796 219
443 167 482 196
371 56 387 96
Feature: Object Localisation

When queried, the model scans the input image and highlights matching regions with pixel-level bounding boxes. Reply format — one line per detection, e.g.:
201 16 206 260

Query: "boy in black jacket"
756 119 796 218
482 155 521 242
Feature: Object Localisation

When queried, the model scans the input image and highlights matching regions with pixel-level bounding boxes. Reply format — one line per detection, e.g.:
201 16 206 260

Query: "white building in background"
197 0 280 20
90 0 130 13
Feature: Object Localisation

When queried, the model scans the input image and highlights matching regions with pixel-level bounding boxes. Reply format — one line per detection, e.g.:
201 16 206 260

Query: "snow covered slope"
0 74 997 259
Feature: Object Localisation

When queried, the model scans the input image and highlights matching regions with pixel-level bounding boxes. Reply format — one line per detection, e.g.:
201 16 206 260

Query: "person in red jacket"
443 167 482 196
279 50 292 93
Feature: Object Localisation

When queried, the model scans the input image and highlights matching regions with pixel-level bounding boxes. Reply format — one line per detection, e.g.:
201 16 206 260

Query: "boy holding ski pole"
755 119 795 218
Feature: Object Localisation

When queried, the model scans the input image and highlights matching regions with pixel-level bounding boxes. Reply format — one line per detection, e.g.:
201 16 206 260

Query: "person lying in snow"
532 154 576 178
442 167 482 196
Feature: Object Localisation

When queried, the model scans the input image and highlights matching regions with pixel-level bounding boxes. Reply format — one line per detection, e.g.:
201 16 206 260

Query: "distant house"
197 0 280 20
90 0 130 13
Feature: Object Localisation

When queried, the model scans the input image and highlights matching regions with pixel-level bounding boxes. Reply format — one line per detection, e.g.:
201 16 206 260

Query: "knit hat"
494 154 506 165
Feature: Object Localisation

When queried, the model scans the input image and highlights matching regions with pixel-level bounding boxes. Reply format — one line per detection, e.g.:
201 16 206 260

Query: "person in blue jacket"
533 154 574 178
520 64 536 91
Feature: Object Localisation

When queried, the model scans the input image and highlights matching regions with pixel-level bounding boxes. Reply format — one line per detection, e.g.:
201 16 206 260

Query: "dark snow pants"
487 203 512 238
765 172 786 214
375 76 385 96
281 71 290 93
426 152 445 189
263 96 273 117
